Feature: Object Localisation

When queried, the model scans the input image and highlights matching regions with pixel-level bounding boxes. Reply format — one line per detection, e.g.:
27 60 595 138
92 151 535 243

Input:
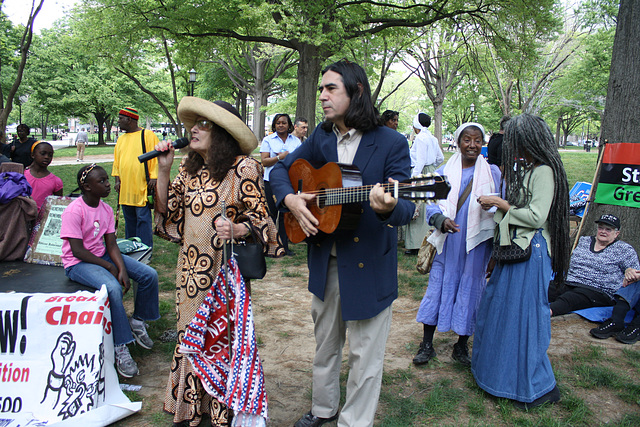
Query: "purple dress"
416 164 501 336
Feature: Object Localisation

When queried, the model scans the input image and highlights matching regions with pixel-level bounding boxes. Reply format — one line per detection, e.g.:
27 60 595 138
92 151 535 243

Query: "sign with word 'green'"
594 143 640 208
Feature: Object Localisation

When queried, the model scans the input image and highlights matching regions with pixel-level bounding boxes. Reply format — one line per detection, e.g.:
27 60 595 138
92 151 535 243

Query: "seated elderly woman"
549 214 640 320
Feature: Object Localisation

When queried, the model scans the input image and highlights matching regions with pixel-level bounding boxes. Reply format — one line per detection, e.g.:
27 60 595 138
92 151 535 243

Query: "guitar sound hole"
316 185 328 209
317 194 326 209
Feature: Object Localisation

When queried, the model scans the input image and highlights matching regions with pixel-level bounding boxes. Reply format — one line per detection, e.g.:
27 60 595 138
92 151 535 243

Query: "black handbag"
225 225 267 280
492 229 532 264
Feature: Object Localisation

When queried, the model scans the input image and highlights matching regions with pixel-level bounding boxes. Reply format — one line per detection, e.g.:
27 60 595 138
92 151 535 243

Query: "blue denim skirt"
471 231 556 402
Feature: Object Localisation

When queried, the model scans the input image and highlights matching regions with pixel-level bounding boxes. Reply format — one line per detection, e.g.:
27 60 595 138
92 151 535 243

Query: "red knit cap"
119 107 139 120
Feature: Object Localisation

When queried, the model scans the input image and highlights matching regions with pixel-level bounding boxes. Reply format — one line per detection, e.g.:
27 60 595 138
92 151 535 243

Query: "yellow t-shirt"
112 129 159 207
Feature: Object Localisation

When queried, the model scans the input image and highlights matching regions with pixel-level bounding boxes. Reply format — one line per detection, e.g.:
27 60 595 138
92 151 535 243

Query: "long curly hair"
501 114 570 280
183 122 242 181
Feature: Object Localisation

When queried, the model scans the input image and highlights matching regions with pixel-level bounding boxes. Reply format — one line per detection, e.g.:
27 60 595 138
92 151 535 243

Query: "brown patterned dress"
156 156 283 426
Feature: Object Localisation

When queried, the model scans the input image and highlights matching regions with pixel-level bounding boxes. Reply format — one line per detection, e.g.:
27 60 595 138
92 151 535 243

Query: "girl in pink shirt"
60 164 159 378
25 141 63 211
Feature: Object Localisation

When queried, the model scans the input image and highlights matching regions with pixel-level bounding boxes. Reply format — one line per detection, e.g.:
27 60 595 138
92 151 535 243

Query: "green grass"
559 151 600 187
54 145 117 157
573 364 623 388
570 343 607 363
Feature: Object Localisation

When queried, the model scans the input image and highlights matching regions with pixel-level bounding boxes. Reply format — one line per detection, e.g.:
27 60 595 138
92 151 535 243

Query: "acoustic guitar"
283 158 451 243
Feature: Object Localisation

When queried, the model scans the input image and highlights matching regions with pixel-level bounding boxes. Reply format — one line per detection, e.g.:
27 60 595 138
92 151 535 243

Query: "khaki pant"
310 257 392 427
76 142 86 160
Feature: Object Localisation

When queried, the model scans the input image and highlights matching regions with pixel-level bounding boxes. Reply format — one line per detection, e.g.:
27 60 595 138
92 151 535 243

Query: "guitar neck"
320 184 391 206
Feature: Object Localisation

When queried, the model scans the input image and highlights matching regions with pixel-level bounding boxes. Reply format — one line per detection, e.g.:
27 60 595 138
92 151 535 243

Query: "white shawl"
427 152 497 254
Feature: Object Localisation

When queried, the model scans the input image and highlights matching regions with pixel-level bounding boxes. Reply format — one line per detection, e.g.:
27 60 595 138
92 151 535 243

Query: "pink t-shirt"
60 197 116 269
24 169 64 210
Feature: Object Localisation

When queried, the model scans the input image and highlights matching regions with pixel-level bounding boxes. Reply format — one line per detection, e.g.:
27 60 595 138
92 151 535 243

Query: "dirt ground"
113 257 639 426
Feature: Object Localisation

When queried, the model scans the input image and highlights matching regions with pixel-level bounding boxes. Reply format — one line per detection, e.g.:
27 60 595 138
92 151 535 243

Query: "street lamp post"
188 69 197 96
470 103 475 122
18 95 28 123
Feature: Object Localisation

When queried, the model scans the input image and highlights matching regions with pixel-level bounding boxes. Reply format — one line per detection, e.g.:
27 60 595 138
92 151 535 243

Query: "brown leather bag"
415 178 474 275
416 231 436 274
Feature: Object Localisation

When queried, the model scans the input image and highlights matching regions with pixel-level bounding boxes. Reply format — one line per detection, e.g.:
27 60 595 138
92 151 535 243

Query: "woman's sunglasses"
194 119 214 131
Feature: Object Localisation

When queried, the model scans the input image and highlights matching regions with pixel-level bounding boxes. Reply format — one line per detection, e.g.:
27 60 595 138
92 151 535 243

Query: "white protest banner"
0 286 141 426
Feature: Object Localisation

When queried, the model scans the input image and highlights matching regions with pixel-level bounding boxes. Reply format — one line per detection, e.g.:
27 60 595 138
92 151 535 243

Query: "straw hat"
177 96 258 155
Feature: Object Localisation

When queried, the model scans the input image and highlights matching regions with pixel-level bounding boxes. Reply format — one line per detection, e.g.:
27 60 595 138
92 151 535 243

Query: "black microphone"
138 137 190 162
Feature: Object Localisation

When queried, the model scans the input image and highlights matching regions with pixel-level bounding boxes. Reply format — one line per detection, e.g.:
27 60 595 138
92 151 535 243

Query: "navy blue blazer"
270 124 414 320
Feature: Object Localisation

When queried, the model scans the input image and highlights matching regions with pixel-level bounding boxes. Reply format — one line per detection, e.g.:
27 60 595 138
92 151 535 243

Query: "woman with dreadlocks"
471 114 570 410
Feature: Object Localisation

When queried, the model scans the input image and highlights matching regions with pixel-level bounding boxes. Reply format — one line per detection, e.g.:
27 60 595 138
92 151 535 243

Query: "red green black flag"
594 143 640 208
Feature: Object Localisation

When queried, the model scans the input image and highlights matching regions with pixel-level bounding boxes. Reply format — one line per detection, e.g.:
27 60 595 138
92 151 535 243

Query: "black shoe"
513 385 560 410
451 342 471 367
294 411 338 427
590 318 623 339
412 341 436 365
616 324 640 344
404 249 419 256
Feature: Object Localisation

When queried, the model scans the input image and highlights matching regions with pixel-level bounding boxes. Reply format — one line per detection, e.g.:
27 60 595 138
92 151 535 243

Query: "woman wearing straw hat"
154 97 283 426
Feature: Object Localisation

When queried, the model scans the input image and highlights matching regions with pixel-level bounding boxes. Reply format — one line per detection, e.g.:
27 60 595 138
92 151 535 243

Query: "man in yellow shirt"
112 107 158 249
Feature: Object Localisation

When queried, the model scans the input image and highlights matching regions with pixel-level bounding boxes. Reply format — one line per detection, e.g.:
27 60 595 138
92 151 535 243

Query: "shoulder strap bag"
140 130 154 208
492 228 532 264
416 178 473 274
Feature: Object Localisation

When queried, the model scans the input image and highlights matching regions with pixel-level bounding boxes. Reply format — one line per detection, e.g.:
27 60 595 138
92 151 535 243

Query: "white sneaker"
115 345 139 378
129 317 154 349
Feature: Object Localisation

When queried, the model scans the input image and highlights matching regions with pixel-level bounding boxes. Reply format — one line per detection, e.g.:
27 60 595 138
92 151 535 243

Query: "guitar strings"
301 180 442 196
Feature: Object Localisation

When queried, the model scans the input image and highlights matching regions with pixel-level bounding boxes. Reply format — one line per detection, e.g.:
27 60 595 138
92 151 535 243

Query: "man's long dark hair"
320 60 379 132
501 114 570 280
184 101 243 181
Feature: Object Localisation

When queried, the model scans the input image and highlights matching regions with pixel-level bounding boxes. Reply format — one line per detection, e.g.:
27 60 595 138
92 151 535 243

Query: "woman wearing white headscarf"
412 122 500 367
404 113 444 254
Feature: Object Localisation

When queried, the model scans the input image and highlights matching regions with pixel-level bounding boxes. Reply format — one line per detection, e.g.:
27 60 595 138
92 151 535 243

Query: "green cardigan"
494 165 555 256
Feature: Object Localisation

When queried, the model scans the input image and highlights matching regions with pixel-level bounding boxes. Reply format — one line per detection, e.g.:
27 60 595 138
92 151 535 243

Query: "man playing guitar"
270 60 415 427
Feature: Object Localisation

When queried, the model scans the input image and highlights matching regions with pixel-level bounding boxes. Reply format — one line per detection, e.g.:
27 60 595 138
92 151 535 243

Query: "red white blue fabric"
179 258 267 419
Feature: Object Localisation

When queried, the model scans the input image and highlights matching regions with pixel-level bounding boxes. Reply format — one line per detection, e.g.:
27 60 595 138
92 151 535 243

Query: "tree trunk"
105 116 113 142
94 112 108 146
296 44 325 128
236 91 248 124
41 113 49 140
433 101 444 146
253 61 267 142
581 0 640 254
0 1 43 144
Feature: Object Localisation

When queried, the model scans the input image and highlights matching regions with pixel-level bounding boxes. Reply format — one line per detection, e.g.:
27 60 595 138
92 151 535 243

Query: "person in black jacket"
2 124 37 168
